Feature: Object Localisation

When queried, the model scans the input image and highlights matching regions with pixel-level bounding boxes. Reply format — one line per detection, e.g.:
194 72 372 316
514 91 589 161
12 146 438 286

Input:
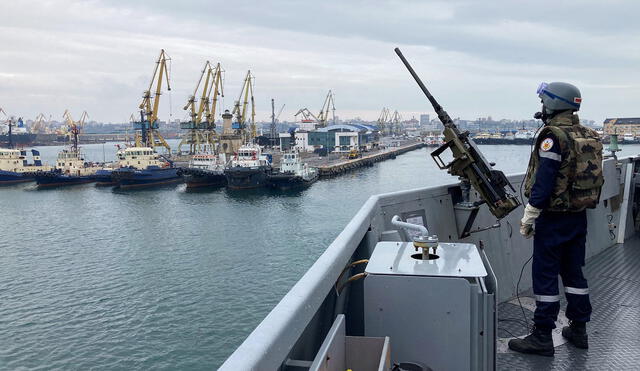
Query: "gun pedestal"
453 178 480 238
452 178 501 239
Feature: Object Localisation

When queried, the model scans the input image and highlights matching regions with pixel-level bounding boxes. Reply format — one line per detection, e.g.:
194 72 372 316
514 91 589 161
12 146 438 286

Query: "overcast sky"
1 0 638 124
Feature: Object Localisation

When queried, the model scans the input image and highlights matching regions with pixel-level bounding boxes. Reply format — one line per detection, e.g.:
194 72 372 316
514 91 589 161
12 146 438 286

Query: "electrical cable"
497 327 519 338
510 120 544 332
516 254 533 331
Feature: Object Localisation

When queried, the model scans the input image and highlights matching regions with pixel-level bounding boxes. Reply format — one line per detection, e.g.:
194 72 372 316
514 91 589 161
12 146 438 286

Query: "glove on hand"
520 203 542 239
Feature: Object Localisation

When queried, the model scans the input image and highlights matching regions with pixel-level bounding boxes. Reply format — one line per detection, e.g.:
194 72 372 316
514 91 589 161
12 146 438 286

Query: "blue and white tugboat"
0 113 52 184
110 147 180 189
0 148 51 185
34 148 99 188
224 143 272 190
34 112 99 188
267 151 318 190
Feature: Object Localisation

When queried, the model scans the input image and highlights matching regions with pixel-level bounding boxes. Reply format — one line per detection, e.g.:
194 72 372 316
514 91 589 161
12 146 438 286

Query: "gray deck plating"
497 237 640 370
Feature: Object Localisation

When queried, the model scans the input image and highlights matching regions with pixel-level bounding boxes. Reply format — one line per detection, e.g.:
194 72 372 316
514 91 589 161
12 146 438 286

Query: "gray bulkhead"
220 156 637 370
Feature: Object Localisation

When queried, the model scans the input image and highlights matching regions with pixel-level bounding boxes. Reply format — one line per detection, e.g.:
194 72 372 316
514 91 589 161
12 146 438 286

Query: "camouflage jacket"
524 112 604 212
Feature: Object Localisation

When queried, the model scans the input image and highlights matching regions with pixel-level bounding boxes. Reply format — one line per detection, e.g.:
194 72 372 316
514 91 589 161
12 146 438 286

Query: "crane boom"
232 70 256 141
317 90 336 127
134 49 171 152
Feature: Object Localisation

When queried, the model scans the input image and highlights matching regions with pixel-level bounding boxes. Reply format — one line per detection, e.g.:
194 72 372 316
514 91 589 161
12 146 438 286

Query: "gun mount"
394 48 520 236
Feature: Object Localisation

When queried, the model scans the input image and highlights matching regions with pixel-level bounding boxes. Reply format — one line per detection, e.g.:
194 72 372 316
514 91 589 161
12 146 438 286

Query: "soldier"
509 82 603 356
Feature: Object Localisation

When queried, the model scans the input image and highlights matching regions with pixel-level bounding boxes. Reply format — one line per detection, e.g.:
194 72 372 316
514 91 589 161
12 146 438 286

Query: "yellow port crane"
31 113 52 134
377 107 391 135
134 49 172 152
179 61 225 154
317 90 336 127
62 110 88 152
232 70 256 142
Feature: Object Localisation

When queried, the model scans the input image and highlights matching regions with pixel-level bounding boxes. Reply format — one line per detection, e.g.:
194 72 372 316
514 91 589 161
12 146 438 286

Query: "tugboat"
34 111 99 188
225 143 272 190
267 151 318 190
92 146 125 186
0 149 51 184
110 147 181 189
180 151 228 189
0 116 52 184
34 148 99 188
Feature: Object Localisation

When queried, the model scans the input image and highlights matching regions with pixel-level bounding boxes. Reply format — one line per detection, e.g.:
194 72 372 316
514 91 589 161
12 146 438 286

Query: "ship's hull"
0 170 33 185
180 168 227 188
92 169 117 187
112 167 181 189
225 166 271 190
35 172 95 188
267 172 318 191
0 133 37 147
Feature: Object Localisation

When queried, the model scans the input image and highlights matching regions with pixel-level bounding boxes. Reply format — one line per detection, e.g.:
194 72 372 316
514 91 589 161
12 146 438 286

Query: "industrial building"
603 117 640 136
279 124 380 153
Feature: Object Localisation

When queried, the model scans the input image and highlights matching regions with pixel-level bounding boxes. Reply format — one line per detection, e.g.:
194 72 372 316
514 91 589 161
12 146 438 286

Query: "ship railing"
220 156 637 370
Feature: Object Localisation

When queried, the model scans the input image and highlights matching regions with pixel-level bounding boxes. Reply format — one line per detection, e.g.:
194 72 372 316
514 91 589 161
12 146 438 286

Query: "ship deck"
497 236 640 370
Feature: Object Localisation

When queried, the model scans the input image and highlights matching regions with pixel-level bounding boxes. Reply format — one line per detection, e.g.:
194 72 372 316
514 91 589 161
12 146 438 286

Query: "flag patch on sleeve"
540 138 554 152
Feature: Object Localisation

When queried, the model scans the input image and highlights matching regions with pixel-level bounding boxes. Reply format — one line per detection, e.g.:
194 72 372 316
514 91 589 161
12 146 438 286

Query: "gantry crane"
62 110 88 152
133 49 172 152
179 61 225 154
231 70 256 142
317 90 336 127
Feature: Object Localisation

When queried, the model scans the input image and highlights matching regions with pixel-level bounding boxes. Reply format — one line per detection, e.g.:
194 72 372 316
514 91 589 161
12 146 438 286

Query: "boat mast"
63 110 88 153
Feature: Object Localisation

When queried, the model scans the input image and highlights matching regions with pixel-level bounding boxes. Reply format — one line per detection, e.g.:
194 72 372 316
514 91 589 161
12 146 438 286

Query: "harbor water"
2 142 639 370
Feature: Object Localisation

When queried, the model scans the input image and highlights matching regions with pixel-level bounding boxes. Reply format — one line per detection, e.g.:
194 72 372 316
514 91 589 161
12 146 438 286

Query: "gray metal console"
364 241 496 371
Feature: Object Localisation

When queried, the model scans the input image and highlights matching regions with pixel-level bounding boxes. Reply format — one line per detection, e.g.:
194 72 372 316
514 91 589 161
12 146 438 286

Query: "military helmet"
537 82 582 113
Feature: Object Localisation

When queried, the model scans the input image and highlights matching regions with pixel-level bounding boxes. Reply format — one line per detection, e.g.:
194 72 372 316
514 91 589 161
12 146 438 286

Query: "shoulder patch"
540 138 554 152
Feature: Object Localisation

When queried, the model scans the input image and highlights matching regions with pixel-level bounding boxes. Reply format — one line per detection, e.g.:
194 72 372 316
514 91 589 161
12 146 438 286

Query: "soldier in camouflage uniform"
509 82 603 357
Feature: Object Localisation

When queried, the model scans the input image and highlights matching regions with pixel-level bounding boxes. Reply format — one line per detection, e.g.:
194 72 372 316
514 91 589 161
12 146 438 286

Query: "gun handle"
431 141 454 170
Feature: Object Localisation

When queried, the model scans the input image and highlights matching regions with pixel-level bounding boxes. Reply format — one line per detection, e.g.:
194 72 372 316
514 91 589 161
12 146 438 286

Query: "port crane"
62 110 88 152
270 100 285 147
231 70 256 142
391 110 402 136
294 108 318 123
179 61 225 154
134 49 172 152
377 107 391 135
31 113 52 134
317 90 336 127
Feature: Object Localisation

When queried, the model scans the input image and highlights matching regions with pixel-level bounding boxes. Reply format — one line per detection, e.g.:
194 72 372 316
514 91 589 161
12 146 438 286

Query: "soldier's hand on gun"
520 204 542 239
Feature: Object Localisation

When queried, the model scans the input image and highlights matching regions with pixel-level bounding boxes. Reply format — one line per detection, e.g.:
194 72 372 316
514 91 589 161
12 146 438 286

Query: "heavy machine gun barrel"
394 47 520 219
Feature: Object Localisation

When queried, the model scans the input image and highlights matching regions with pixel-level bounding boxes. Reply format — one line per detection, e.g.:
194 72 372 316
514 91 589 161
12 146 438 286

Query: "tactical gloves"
520 203 542 239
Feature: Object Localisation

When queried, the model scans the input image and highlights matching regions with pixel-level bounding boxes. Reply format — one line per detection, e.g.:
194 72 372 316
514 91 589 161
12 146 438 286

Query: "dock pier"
315 141 426 178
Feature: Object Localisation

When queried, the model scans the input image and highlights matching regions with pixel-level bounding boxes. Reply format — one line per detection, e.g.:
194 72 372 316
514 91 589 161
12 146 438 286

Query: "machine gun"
394 48 520 229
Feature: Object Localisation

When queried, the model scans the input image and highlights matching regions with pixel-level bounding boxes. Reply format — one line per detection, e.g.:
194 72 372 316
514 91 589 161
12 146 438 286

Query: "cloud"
0 0 638 124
